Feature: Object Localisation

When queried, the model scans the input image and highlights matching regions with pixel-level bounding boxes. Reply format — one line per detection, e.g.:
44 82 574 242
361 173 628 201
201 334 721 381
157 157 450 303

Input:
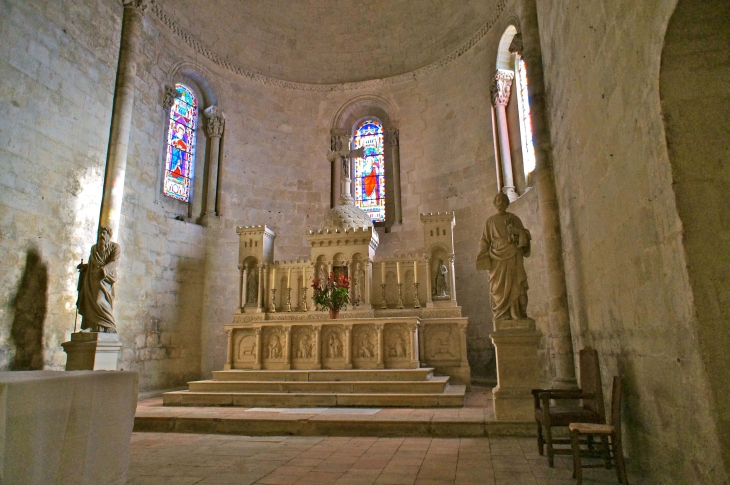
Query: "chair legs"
545 425 555 467
536 422 544 455
570 429 582 484
614 436 629 485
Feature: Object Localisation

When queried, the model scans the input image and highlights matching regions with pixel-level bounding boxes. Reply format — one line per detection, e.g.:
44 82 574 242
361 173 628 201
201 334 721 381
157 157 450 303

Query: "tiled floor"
127 433 633 485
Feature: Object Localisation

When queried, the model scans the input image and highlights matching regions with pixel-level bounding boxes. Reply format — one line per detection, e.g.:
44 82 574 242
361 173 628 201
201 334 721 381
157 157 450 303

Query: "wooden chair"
532 347 605 467
569 376 629 485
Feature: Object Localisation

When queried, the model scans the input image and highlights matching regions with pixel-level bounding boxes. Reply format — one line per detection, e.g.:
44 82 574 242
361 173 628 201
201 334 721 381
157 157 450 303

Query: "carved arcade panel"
234 328 257 364
424 324 460 363
352 324 378 367
262 327 286 362
321 325 345 367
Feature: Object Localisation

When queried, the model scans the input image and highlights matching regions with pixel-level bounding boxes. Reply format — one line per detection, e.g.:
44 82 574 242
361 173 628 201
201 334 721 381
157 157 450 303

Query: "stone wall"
0 0 205 390
535 0 728 482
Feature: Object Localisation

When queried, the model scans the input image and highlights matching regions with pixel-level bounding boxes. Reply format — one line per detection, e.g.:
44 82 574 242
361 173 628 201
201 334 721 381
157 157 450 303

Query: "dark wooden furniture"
533 347 605 467
569 376 629 485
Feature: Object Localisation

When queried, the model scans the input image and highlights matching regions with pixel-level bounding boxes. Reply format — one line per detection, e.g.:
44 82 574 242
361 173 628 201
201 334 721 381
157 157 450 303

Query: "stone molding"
491 69 515 107
204 105 225 138
149 0 508 92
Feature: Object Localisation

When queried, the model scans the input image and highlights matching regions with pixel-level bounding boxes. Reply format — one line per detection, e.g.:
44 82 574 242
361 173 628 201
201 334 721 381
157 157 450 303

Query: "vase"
329 309 340 319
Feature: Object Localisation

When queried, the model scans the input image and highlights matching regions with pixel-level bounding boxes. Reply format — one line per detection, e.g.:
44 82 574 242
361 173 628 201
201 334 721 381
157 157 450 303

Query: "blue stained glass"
163 84 197 201
353 119 386 223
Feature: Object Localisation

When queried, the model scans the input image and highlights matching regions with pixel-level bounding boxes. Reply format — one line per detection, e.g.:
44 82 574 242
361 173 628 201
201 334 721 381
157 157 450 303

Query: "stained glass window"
353 119 386 223
515 58 536 178
164 84 198 202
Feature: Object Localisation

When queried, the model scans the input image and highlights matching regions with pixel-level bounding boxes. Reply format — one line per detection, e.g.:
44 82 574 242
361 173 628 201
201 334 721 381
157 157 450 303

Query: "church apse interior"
0 0 728 484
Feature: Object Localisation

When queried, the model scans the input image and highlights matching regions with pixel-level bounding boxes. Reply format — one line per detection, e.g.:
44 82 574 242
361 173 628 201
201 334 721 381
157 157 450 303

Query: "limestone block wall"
140 0 555 382
0 0 205 391
536 0 728 482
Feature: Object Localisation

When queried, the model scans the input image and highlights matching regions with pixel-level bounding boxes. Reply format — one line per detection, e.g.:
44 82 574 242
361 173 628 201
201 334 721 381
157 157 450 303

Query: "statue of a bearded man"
76 225 120 333
476 193 531 320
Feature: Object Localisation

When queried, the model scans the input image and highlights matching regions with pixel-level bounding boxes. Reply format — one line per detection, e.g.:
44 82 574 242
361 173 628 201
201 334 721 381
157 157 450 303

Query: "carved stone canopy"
320 203 374 232
491 69 515 107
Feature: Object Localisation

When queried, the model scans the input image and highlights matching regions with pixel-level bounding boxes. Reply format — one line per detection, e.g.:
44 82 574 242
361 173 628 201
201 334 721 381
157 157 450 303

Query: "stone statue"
328 333 343 358
246 266 258 304
434 261 449 297
76 225 120 333
476 192 531 320
268 335 282 359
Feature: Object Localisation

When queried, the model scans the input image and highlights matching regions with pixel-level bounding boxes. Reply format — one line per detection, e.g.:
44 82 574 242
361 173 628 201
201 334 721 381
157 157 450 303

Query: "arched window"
492 28 536 198
164 84 198 202
515 55 536 180
352 119 386 223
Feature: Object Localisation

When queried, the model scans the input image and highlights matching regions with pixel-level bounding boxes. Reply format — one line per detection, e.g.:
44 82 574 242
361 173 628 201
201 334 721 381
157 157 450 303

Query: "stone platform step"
163 385 466 408
211 368 435 382
187 376 450 394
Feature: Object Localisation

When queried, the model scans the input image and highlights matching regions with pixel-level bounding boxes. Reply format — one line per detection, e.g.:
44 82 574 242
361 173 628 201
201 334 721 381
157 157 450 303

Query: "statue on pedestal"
76 226 120 333
434 261 449 297
476 193 531 321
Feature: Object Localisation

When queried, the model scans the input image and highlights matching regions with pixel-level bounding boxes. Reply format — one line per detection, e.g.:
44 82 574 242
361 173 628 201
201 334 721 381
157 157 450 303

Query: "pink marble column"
491 69 518 202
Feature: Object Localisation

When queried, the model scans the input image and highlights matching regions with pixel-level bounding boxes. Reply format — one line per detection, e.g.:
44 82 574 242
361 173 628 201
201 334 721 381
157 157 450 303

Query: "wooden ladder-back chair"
569 376 629 485
532 347 605 467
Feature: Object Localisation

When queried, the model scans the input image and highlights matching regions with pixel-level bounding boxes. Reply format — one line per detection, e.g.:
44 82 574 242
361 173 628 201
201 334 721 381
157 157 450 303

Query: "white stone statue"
434 261 449 297
476 192 531 321
76 225 120 333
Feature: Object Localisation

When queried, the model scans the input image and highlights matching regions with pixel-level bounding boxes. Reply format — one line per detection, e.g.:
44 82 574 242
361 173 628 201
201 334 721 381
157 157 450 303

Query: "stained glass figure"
353 119 386 223
515 58 536 178
163 84 198 202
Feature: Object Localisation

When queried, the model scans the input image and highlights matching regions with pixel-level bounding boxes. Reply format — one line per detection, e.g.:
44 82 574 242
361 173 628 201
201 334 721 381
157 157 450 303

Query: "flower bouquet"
311 272 350 318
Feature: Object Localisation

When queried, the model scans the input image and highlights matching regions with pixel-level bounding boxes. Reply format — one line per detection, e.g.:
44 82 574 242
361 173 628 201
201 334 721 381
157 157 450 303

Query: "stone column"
409 323 420 368
364 259 372 306
256 264 263 312
491 69 518 202
238 265 244 311
241 267 249 307
313 326 322 370
263 264 270 310
329 131 345 207
449 254 457 301
347 262 354 307
387 128 403 224
98 0 149 240
458 322 469 366
516 3 577 389
376 324 385 369
419 325 427 367
344 325 353 369
425 257 433 305
283 327 292 370
253 327 262 369
224 329 234 370
203 106 224 219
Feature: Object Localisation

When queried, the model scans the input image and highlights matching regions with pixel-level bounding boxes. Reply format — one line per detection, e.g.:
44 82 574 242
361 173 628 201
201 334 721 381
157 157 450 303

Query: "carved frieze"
292 326 315 360
234 329 257 362
425 324 460 361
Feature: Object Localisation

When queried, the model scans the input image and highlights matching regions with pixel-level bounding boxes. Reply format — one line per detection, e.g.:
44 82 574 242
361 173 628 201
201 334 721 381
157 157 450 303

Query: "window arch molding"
489 22 536 200
159 63 225 224
330 95 402 231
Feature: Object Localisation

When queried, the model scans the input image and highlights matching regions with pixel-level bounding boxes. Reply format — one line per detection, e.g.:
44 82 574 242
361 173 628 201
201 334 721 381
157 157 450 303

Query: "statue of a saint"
246 266 258 304
76 225 120 333
476 193 531 320
434 261 449 297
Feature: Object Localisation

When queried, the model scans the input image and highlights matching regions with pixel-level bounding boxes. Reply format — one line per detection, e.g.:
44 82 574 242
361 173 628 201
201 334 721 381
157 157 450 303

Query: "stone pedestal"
490 318 540 421
62 332 122 371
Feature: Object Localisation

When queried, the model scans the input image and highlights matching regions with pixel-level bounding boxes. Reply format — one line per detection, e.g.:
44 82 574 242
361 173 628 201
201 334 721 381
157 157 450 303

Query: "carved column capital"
122 0 152 14
491 69 515 107
387 128 399 147
254 326 263 336
204 105 225 138
162 84 181 111
330 130 349 152
508 33 523 57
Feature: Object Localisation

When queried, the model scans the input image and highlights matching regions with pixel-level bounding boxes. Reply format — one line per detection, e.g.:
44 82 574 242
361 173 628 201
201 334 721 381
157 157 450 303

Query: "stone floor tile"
126 476 205 485
255 474 301 485
293 470 344 484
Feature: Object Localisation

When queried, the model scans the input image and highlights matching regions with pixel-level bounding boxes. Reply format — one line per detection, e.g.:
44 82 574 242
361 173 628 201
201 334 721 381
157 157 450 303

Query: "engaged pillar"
491 69 518 202
203 106 224 220
99 0 149 239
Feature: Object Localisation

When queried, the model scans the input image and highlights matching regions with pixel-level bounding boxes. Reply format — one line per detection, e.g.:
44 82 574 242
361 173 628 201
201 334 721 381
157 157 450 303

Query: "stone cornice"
150 0 508 92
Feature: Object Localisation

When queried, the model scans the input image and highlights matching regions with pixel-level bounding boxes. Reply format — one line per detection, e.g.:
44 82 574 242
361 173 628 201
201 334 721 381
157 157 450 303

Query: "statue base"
490 318 540 421
62 332 122 371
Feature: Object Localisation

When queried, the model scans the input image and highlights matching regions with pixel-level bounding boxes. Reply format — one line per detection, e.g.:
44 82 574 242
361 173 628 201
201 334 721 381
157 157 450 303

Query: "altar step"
163 368 466 408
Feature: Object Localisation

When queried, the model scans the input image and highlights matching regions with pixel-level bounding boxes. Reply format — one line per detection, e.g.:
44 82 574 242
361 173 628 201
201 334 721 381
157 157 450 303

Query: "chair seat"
536 405 601 426
569 422 614 434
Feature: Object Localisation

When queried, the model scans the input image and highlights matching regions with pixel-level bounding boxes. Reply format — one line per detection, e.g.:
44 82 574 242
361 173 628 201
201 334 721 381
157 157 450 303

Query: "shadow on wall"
10 247 48 370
